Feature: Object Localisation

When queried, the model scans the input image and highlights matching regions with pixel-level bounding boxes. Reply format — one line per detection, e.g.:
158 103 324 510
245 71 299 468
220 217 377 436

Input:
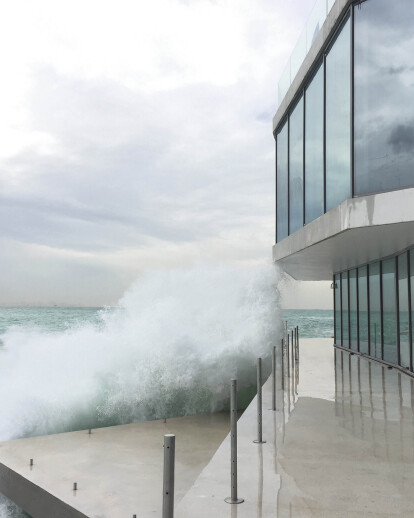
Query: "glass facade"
334 249 414 372
354 0 414 196
305 64 324 223
276 122 288 241
358 266 368 354
334 273 341 344
325 17 351 211
289 98 304 234
349 269 358 351
369 262 381 359
275 2 414 243
342 271 349 347
382 258 397 365
398 253 410 369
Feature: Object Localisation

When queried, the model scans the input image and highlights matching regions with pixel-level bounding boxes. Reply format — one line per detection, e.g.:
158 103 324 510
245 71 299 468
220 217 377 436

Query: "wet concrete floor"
2 338 414 517
178 339 414 517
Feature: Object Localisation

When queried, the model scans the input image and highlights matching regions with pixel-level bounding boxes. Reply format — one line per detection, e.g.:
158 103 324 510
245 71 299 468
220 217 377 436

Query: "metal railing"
278 0 336 106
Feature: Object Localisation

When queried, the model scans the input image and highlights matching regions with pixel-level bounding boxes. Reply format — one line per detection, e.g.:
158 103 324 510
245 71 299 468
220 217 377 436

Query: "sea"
0 266 332 517
0 307 333 338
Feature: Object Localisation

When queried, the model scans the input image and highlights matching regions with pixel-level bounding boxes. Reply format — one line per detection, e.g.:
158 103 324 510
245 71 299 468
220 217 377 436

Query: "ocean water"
0 266 332 517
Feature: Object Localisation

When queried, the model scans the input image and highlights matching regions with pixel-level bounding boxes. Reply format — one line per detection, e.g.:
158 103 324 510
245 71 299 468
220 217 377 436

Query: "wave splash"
0 264 280 441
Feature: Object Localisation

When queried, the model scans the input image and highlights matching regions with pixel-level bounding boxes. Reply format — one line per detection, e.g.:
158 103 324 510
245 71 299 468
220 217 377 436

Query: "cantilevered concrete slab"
273 188 414 280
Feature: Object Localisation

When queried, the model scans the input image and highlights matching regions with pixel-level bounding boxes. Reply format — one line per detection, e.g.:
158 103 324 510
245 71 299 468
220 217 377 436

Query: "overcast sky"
0 0 332 308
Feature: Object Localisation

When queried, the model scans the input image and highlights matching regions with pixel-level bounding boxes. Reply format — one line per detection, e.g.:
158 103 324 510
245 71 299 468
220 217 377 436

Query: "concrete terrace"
2 338 414 517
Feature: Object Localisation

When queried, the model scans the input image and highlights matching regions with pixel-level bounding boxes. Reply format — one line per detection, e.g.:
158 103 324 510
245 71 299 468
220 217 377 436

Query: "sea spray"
0 264 281 441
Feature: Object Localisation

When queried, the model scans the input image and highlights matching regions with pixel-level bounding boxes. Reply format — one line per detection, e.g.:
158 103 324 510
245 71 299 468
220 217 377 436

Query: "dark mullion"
333 275 337 344
323 53 327 215
396 256 400 367
408 250 413 372
367 263 371 356
302 87 306 228
340 273 343 346
380 261 384 360
275 139 278 243
287 116 290 236
348 270 351 349
350 4 355 199
356 267 360 352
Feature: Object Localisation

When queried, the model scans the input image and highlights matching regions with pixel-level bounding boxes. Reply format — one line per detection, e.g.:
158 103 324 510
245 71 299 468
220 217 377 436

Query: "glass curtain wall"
276 2 414 244
349 269 358 351
276 122 288 241
398 253 410 369
305 64 324 223
382 258 397 365
289 98 304 234
369 262 381 359
358 266 369 354
342 271 349 347
335 249 414 371
325 17 351 211
334 273 341 344
354 0 414 196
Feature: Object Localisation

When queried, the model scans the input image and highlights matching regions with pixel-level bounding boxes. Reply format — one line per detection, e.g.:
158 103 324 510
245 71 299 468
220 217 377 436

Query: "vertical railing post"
297 326 300 363
281 338 285 390
225 379 244 504
254 358 266 443
272 347 276 411
291 329 294 371
287 333 290 377
163 434 175 518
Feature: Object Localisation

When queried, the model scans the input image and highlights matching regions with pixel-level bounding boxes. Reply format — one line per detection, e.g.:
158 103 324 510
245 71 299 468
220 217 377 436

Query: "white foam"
0 264 281 441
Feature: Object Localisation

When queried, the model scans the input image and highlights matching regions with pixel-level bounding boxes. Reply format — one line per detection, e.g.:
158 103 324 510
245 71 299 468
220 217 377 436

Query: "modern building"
273 0 414 372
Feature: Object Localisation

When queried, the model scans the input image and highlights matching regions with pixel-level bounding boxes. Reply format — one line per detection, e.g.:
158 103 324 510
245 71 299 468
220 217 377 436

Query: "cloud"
0 0 329 307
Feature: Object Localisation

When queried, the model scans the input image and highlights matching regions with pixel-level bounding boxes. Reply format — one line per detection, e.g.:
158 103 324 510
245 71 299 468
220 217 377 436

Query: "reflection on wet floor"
274 340 414 517
178 339 414 517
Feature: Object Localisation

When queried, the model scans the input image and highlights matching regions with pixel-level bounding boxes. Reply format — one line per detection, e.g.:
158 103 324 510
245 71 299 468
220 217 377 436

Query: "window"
325 17 351 211
334 273 341 344
305 64 324 223
358 266 369 354
342 271 349 347
349 269 358 351
369 262 381 359
289 97 304 234
276 122 288 241
382 258 397 365
398 253 410 369
354 0 414 196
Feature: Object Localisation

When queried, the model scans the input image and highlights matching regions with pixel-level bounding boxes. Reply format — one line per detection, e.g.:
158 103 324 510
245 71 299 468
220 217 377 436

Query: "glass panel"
354 0 414 196
305 64 324 223
382 258 397 365
276 122 288 242
398 253 410 369
289 97 304 234
369 262 381 359
328 0 335 12
358 266 369 354
334 273 341 344
342 271 349 348
349 269 358 351
326 17 351 211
